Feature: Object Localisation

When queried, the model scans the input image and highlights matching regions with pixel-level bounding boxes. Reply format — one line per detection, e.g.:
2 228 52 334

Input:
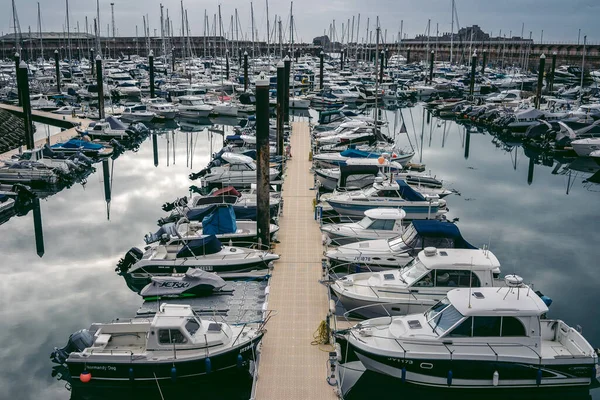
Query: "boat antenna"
468 257 473 308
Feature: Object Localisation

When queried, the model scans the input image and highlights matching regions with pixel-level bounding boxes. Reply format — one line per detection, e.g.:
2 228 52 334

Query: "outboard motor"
50 329 94 364
189 168 210 180
162 196 187 212
115 247 144 273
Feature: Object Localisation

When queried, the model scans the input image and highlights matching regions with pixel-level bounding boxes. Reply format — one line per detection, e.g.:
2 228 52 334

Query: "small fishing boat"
50 304 265 386
321 208 406 246
325 220 475 270
121 104 156 122
116 235 279 279
51 139 113 158
326 178 447 219
336 284 597 389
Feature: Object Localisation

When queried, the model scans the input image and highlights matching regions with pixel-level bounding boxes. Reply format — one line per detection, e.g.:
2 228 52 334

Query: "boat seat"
94 333 111 348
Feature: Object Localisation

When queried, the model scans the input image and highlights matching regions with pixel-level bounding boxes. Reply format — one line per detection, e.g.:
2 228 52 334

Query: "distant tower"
110 3 116 39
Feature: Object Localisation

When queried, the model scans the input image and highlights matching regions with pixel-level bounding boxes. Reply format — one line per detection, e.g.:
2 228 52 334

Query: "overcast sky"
2 0 599 44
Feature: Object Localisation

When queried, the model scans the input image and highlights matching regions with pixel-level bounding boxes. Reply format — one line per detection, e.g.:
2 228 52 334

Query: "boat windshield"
388 235 409 252
362 186 379 197
400 224 420 247
426 298 464 335
399 258 428 284
357 216 373 229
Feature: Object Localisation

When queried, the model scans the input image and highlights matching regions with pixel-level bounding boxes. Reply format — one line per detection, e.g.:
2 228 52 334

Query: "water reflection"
102 160 111 220
33 197 44 257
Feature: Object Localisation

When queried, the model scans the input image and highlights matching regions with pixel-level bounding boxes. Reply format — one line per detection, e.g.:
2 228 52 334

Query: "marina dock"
0 104 91 158
254 120 338 400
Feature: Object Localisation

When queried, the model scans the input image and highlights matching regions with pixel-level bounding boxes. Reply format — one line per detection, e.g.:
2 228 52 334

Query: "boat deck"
254 121 339 399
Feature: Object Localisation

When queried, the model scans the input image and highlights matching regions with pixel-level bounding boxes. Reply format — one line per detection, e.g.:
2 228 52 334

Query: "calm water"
0 106 599 399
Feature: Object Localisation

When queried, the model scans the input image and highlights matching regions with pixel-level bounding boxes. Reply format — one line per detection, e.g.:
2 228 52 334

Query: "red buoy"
80 371 92 383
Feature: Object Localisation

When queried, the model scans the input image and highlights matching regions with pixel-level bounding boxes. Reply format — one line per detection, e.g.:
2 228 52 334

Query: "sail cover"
202 205 237 235
397 180 426 201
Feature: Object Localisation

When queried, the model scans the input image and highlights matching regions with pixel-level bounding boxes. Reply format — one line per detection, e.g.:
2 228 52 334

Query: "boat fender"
536 368 542 386
80 370 91 383
447 370 452 386
171 366 177 382
492 370 499 386
237 354 244 369
205 358 212 374
129 367 134 381
401 367 406 383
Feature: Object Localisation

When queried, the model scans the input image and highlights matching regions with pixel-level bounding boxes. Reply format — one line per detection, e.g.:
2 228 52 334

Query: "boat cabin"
356 208 406 232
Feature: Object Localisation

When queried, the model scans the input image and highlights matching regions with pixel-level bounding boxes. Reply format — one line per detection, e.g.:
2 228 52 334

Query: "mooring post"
152 133 159 167
429 50 435 84
340 48 344 71
319 50 324 90
171 47 176 73
255 73 271 248
54 49 61 94
225 50 230 80
243 51 249 92
276 61 285 158
469 51 477 96
481 49 487 75
17 61 34 149
14 52 22 107
102 159 112 220
406 47 411 64
96 55 105 120
33 198 45 257
527 157 535 186
283 55 291 124
149 50 155 99
549 52 557 92
464 128 471 160
535 54 546 109
90 48 95 76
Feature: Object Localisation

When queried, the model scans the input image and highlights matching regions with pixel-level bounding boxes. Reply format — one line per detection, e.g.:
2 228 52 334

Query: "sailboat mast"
290 2 294 55
250 2 255 58
38 2 44 60
96 0 101 55
266 0 270 57
450 0 454 64
12 0 19 54
181 1 186 68
66 0 72 64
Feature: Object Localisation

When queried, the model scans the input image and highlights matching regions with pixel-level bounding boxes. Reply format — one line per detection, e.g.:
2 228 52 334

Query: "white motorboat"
321 208 406 246
79 117 132 140
0 160 59 185
116 234 279 279
289 96 311 109
145 205 279 247
325 220 475 270
51 304 264 385
339 284 597 389
121 104 156 122
29 94 57 111
201 153 279 189
571 138 600 157
52 105 81 115
177 95 213 119
143 98 178 119
326 178 447 219
331 247 505 319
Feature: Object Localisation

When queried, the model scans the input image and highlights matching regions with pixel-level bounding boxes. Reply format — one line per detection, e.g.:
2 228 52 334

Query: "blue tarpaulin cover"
52 139 104 150
397 180 426 201
202 205 237 235
340 148 380 158
176 235 222 258
411 220 477 249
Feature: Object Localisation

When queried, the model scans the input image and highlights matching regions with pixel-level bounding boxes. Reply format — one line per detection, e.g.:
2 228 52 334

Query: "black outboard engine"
50 329 94 364
115 247 144 273
189 168 210 180
162 196 187 212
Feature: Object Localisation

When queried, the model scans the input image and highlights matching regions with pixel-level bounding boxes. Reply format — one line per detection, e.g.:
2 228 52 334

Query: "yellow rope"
311 320 334 352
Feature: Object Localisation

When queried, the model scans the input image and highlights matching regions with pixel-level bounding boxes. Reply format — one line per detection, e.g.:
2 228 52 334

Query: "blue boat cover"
340 148 381 158
202 205 237 235
397 180 426 201
52 139 104 150
186 205 221 222
411 220 477 249
176 235 222 258
226 135 243 141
